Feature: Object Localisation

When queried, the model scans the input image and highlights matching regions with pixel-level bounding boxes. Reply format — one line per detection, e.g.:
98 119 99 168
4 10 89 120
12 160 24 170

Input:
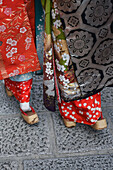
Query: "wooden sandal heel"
63 119 76 128
5 87 13 97
91 118 107 130
20 106 39 125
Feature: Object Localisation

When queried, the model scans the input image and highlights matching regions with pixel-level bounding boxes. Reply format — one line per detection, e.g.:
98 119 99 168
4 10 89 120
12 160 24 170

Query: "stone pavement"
0 75 113 170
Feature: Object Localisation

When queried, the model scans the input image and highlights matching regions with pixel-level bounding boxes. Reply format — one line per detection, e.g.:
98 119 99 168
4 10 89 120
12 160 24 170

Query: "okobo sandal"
5 87 13 97
20 106 39 125
63 119 76 128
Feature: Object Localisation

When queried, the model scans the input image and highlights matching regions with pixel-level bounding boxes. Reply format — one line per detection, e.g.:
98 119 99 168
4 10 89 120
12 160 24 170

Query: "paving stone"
0 161 19 170
52 111 113 153
101 87 113 106
24 154 113 170
0 113 51 157
0 83 20 115
31 76 47 111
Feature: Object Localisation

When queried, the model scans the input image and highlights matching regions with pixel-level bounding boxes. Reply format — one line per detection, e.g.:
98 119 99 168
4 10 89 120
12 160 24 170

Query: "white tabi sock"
20 102 31 112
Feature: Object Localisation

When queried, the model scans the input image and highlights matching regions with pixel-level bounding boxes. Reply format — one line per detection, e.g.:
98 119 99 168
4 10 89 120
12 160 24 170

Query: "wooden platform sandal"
63 119 76 128
5 87 13 97
20 106 39 125
91 118 107 130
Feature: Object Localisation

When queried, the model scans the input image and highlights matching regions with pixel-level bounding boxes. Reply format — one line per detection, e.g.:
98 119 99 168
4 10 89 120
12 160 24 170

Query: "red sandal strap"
20 106 35 116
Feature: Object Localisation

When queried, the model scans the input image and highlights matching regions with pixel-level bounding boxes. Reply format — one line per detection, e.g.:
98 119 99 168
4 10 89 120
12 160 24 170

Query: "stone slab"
31 78 47 111
0 161 19 170
24 154 113 170
101 87 113 107
0 112 51 157
52 110 113 153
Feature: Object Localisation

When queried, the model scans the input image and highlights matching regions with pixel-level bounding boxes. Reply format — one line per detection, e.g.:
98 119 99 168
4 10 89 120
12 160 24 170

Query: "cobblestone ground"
0 75 113 170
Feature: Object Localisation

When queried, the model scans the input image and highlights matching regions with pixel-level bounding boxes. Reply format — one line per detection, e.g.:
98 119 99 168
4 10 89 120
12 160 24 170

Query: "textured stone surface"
1 75 113 168
101 87 113 106
24 154 113 170
0 161 19 170
0 113 51 157
52 111 113 153
31 76 47 111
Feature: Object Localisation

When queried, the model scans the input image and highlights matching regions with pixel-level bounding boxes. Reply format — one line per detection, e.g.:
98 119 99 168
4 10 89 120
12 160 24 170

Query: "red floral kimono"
0 0 40 80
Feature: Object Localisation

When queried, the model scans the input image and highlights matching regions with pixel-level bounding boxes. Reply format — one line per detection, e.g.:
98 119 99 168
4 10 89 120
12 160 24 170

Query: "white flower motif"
61 65 65 72
49 70 53 75
11 47 17 54
0 25 6 32
62 53 70 65
37 24 43 30
9 73 14 77
57 63 61 71
11 40 17 46
45 68 53 75
64 82 70 89
53 20 62 28
14 69 19 75
54 44 60 53
55 9 59 15
52 9 56 19
20 27 27 33
59 75 65 81
55 59 59 65
64 78 70 84
6 38 12 45
45 68 50 74
25 37 31 43
46 62 52 69
6 52 12 58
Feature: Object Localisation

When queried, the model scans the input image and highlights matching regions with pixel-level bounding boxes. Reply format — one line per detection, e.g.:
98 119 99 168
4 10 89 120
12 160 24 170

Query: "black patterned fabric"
57 0 113 98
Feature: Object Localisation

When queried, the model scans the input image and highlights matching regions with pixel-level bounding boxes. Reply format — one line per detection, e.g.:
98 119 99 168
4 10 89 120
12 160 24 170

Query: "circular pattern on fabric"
84 0 112 27
78 68 102 92
56 0 81 12
67 30 94 57
93 39 113 65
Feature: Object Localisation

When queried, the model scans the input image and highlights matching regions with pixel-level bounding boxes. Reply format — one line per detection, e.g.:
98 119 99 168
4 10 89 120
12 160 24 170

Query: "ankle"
20 102 31 112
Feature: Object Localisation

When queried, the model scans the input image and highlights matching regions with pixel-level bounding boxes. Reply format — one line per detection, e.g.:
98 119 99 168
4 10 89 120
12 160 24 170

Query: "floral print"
67 30 94 57
20 27 27 33
56 0 81 12
94 39 113 65
18 55 25 62
42 0 81 111
85 0 112 27
0 0 40 80
4 8 12 16
0 25 6 32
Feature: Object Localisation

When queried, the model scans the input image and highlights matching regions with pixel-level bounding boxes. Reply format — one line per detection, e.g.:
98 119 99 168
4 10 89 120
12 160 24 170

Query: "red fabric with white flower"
0 0 40 80
5 78 32 103
58 93 102 125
